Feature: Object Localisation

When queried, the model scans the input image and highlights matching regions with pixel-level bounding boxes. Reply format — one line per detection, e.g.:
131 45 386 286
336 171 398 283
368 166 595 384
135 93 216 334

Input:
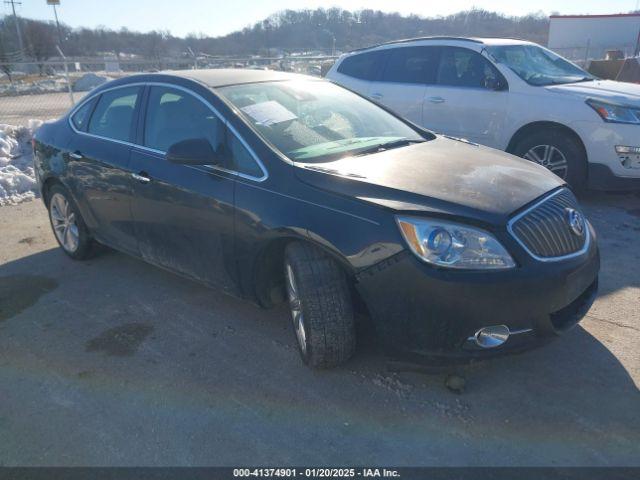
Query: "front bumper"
571 120 640 190
355 224 600 359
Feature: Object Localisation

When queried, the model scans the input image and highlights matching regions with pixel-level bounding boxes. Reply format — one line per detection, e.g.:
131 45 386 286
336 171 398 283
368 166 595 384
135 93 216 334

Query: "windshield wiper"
574 76 596 83
353 139 425 156
547 76 595 85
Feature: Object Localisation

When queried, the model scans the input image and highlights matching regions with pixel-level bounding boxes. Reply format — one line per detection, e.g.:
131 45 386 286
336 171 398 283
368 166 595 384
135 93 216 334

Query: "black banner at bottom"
0 468 638 480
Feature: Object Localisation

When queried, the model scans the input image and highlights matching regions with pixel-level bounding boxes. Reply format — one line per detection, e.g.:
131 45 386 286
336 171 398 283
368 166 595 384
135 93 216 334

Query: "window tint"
71 98 96 131
437 47 503 89
382 47 440 84
144 86 225 155
337 50 385 80
229 135 264 178
88 87 140 141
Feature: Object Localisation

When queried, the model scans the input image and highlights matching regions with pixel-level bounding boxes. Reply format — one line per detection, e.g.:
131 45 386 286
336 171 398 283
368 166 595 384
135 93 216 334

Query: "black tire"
512 128 587 190
284 242 355 368
47 184 95 260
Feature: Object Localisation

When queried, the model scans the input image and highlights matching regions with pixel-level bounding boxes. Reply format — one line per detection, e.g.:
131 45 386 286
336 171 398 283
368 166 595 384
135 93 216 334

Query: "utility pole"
4 0 24 59
47 0 64 46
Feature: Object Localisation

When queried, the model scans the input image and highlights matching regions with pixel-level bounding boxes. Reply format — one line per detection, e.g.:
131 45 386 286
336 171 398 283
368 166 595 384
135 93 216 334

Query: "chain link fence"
551 44 638 67
0 56 338 126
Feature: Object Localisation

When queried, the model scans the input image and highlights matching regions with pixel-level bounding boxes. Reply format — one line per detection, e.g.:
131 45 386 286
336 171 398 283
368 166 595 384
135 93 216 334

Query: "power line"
3 0 24 59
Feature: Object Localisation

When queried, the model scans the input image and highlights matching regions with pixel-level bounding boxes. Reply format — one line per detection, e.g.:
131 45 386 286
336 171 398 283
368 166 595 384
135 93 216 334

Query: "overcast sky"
4 0 640 37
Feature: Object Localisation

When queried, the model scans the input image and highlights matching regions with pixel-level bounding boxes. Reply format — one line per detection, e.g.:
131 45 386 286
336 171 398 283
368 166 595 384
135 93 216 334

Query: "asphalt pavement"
0 193 638 466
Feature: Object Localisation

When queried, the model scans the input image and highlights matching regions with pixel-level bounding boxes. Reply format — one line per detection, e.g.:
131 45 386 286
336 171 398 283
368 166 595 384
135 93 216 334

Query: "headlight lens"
396 216 515 270
586 99 640 124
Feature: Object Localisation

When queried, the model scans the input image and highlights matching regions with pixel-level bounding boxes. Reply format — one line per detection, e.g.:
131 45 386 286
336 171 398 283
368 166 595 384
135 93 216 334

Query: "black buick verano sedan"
33 70 599 368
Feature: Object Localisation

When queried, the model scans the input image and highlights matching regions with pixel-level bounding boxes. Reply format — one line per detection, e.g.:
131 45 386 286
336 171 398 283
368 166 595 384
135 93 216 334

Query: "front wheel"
47 184 95 260
513 129 587 190
284 242 355 368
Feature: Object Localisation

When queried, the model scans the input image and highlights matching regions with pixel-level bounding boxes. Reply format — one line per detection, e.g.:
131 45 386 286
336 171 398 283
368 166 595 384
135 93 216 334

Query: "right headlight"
396 216 515 270
586 98 640 125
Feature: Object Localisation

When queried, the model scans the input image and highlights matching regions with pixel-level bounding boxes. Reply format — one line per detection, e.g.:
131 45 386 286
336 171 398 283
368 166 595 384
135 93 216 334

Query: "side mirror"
166 138 219 165
485 76 506 91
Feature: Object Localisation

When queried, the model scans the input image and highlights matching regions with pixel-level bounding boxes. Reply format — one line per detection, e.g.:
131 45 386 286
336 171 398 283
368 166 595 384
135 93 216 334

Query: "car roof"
350 36 536 52
162 68 315 88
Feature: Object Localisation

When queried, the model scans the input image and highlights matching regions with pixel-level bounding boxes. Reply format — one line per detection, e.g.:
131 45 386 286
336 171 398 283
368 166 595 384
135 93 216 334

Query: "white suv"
327 37 640 190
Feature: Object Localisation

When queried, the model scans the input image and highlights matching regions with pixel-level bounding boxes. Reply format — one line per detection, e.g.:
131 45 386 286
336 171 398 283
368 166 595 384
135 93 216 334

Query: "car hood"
546 79 640 106
294 136 564 226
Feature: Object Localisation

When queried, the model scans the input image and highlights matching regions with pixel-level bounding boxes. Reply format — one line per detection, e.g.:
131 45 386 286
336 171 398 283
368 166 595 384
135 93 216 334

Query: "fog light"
474 325 510 349
615 145 640 154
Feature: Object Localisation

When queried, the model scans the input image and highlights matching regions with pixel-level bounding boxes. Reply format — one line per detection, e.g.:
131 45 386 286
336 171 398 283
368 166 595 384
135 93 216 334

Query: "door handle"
69 151 83 159
370 92 383 100
428 96 445 104
131 172 151 184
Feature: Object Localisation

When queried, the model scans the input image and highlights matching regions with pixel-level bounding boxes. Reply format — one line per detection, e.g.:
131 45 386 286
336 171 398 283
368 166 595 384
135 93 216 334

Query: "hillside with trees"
0 7 550 62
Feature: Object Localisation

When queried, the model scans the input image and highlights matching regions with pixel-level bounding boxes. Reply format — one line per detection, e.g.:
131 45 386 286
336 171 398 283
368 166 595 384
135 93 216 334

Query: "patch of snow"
0 120 42 206
0 77 69 96
72 73 109 92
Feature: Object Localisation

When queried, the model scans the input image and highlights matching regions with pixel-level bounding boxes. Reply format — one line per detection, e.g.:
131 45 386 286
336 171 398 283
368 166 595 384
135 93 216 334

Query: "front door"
421 47 509 148
129 85 237 291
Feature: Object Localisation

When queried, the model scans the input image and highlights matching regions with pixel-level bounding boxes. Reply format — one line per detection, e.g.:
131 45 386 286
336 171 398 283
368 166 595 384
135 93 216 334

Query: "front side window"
229 135 264 178
144 86 225 155
382 46 440 84
487 44 594 86
88 86 140 141
437 47 504 89
218 80 429 162
337 50 386 80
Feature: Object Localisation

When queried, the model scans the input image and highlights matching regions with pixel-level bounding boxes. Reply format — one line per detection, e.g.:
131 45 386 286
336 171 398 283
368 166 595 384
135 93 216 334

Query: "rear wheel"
284 242 355 368
47 185 94 260
513 129 587 190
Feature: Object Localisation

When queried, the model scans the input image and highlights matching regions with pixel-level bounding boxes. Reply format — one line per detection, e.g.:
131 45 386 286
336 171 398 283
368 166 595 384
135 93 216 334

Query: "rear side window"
382 46 440 84
70 98 96 131
144 86 225 155
88 87 140 142
337 51 385 80
437 47 504 89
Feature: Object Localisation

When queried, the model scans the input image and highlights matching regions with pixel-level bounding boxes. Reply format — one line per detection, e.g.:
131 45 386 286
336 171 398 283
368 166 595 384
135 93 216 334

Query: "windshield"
218 80 428 162
487 44 595 86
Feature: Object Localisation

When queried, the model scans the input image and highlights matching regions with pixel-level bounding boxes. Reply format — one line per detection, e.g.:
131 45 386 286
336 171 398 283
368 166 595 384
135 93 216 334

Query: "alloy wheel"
524 144 569 179
285 262 307 354
50 193 80 253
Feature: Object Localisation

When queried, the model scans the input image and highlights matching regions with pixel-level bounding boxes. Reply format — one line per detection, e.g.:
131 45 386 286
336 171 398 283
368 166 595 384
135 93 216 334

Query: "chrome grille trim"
507 188 590 262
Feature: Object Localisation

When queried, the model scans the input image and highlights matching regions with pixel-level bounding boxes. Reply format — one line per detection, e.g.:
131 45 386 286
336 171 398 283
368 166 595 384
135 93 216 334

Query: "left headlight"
396 216 515 270
586 98 640 125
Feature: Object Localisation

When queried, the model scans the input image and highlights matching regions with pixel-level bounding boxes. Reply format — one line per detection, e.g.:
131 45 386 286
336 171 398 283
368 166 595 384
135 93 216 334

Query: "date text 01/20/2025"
232 468 401 478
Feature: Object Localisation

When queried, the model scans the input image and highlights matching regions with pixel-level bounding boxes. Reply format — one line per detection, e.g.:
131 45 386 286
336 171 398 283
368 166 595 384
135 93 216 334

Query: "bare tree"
0 36 15 83
1 8 551 59
23 20 56 75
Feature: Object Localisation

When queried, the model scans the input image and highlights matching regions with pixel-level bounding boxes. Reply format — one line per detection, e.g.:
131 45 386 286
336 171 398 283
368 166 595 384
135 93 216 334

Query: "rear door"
422 46 509 147
129 84 237 291
329 50 387 98
65 85 142 254
367 46 441 125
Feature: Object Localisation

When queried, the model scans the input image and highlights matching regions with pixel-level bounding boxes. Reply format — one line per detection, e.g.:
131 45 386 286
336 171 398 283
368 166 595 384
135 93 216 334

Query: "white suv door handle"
428 96 445 104
370 92 383 100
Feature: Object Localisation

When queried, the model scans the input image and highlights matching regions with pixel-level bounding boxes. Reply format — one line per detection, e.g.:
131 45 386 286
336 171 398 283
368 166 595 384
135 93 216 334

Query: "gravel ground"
0 193 638 466
0 92 87 126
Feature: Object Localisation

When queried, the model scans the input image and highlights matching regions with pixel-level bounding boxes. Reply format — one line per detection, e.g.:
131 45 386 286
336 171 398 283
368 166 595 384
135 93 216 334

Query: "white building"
548 13 640 62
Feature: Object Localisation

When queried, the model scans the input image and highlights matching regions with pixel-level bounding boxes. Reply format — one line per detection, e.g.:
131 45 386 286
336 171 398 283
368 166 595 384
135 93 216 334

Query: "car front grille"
509 188 588 260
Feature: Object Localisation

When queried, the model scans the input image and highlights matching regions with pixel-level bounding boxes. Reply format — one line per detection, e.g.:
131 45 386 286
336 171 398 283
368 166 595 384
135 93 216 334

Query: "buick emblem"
565 208 584 236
